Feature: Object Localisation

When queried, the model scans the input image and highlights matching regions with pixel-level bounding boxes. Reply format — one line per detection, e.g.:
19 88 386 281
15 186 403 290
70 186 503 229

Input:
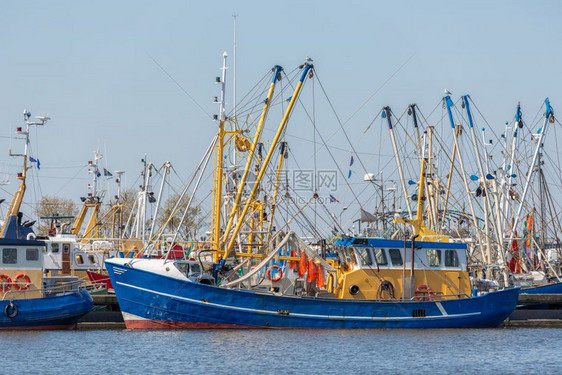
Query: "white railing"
1 278 84 301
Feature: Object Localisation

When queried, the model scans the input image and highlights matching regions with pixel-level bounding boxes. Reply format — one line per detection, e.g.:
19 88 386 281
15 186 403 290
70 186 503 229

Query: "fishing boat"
41 151 128 289
382 95 562 295
0 237 93 330
105 235 519 329
106 58 519 329
0 111 93 329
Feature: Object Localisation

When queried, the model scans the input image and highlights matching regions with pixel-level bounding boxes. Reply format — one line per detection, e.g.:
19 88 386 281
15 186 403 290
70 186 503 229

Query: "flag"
95 168 101 178
29 157 40 170
103 168 113 177
329 194 339 203
348 170 352 179
350 155 354 166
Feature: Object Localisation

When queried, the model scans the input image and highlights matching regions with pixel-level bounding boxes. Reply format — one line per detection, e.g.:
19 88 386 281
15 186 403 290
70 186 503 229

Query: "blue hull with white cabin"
0 238 93 330
0 114 93 330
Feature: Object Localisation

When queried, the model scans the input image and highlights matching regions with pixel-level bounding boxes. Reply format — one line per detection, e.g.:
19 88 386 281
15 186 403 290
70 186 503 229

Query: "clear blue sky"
1 0 561 230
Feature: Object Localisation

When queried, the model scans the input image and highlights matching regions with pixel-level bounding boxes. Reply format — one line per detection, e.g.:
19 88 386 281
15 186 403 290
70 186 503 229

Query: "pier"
504 294 562 327
77 294 125 329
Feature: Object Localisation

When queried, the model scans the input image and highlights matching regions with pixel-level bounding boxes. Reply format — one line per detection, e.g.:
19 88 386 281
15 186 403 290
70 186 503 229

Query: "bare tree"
156 194 204 241
97 188 138 238
34 195 77 234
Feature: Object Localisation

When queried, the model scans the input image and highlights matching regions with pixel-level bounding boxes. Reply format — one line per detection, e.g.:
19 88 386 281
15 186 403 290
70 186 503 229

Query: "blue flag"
329 194 340 203
29 157 40 170
103 168 113 177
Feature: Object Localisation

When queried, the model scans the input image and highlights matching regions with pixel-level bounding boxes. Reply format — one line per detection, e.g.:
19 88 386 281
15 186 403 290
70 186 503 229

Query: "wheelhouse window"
426 249 441 267
354 247 372 265
352 238 369 245
445 250 459 267
51 243 59 253
190 263 201 274
175 262 189 275
347 248 358 265
75 255 84 265
88 255 96 265
389 249 403 266
373 248 388 266
2 248 17 264
26 248 39 261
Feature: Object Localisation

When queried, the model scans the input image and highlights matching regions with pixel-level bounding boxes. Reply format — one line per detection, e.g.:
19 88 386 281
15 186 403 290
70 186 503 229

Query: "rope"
148 54 212 119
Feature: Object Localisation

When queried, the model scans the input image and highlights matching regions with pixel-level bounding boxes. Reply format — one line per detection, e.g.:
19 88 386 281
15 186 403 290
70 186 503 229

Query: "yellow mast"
71 152 104 242
394 158 449 242
211 52 229 258
222 63 313 260
426 126 439 230
266 142 287 242
1 112 49 237
221 66 283 250
440 127 459 231
1 158 27 236
79 203 101 243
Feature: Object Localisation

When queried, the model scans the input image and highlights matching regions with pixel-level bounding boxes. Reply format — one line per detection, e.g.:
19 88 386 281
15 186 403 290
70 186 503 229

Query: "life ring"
266 265 283 282
0 274 11 292
4 302 17 318
13 273 31 291
414 284 434 301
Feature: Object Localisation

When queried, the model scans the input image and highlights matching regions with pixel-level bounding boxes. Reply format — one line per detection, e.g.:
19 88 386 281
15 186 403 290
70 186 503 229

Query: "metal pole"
384 106 413 219
223 63 313 260
507 98 553 255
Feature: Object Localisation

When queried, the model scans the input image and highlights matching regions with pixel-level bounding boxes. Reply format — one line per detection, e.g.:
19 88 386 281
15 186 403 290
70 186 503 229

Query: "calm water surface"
1 328 560 374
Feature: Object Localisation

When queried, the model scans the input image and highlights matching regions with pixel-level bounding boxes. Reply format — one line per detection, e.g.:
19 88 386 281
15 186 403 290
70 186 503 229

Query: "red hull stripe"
125 319 263 330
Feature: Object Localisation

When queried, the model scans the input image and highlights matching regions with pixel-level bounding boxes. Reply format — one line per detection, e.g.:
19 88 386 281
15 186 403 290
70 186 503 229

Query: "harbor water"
2 327 560 374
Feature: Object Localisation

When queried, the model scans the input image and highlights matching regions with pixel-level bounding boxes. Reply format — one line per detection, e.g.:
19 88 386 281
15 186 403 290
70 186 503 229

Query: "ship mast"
507 98 554 258
462 95 501 266
384 106 413 219
211 52 229 253
232 13 238 165
1 111 49 238
222 62 313 260
72 151 105 239
221 65 283 251
444 95 485 259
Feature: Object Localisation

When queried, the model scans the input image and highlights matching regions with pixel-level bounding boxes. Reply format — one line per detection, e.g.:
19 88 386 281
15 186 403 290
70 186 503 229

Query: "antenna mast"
232 13 238 164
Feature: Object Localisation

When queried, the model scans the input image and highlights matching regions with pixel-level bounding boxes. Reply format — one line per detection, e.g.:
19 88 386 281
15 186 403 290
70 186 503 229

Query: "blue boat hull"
519 281 562 295
0 289 93 330
106 260 519 329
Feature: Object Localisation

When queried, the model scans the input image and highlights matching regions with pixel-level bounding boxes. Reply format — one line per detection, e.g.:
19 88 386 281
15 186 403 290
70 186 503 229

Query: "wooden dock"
504 293 562 328
77 293 125 329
